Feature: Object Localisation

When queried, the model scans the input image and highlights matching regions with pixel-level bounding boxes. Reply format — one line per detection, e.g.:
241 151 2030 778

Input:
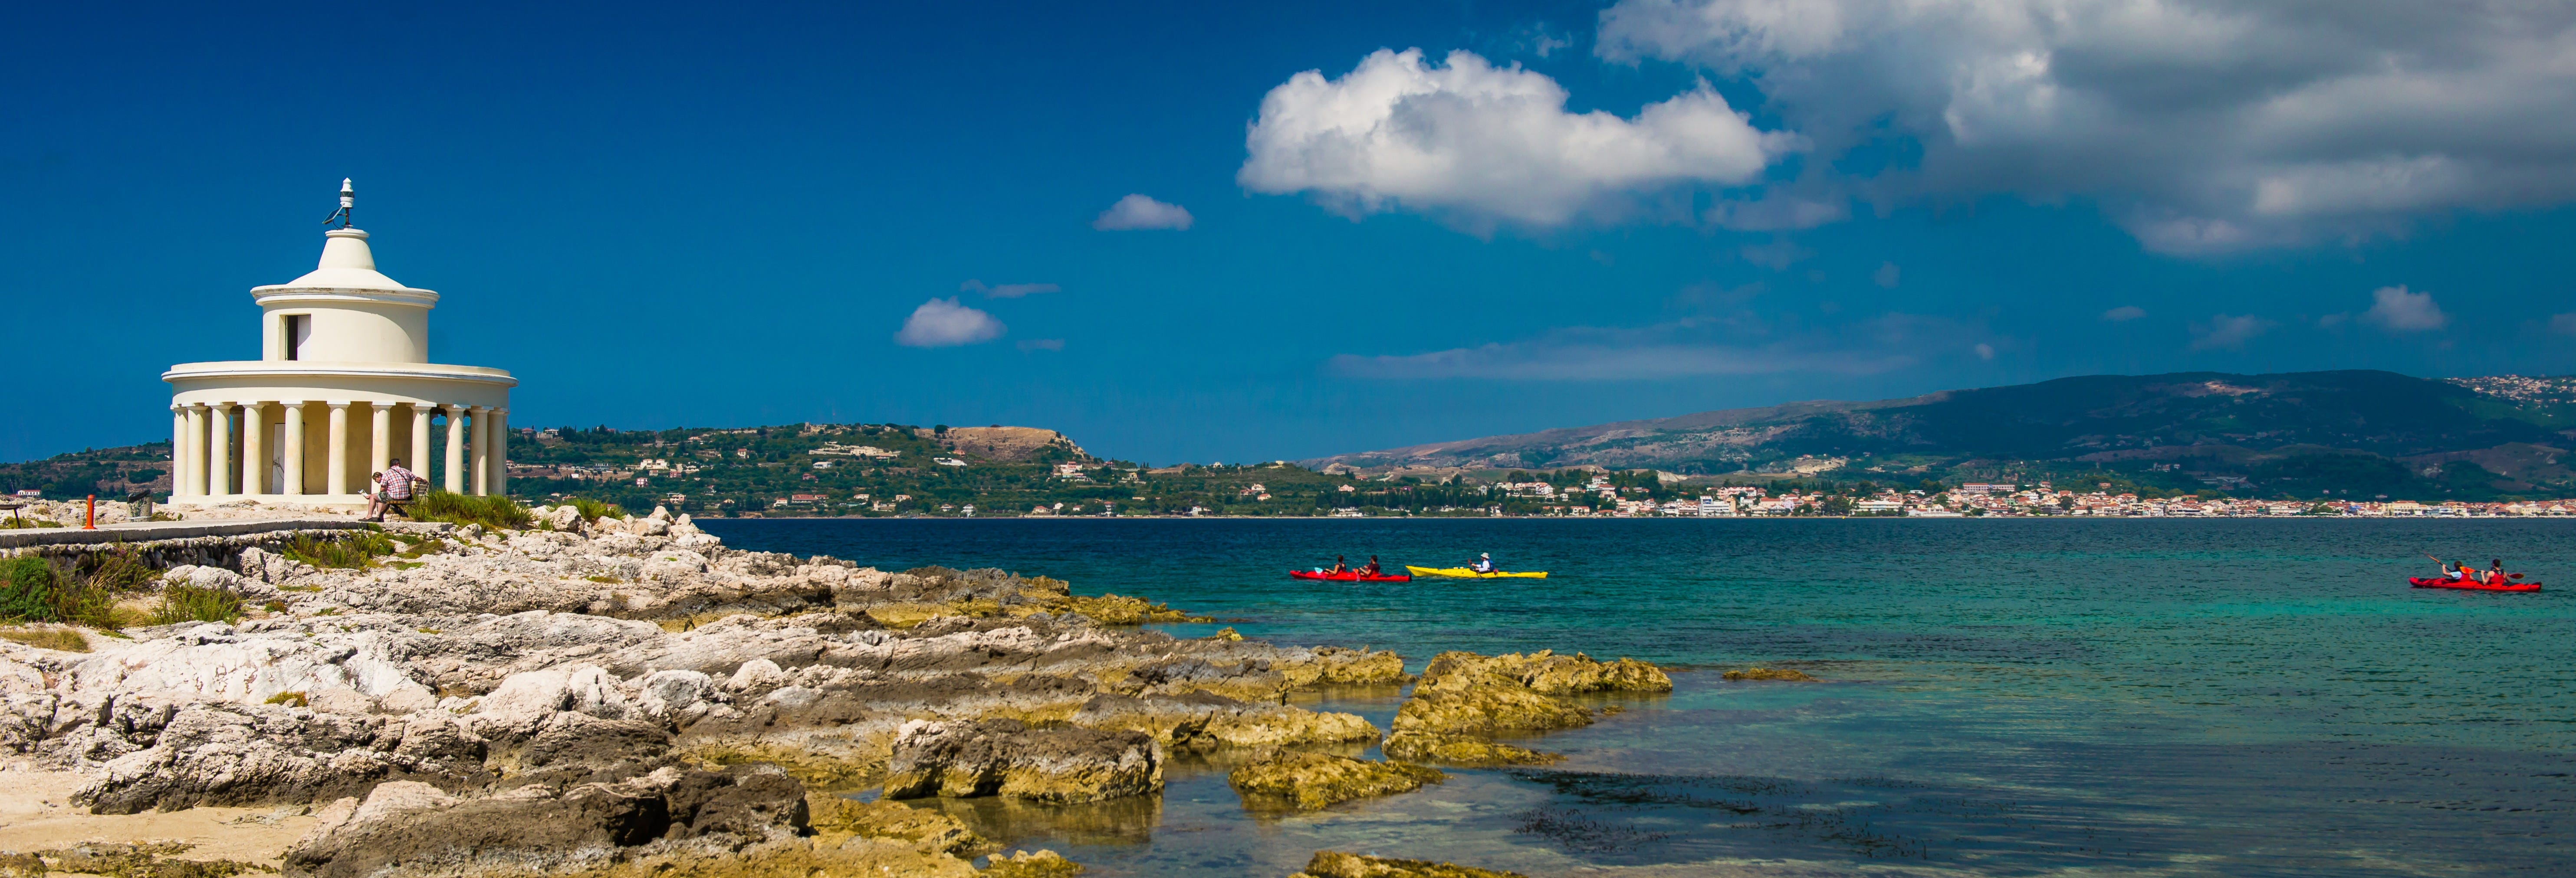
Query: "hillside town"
1507 479 2576 518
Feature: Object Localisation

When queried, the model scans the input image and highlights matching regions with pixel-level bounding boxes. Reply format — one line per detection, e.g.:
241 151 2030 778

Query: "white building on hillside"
162 181 515 508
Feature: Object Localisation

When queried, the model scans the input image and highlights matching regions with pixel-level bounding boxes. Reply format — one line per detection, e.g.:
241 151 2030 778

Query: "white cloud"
1239 48 1797 228
2552 314 2576 337
2188 313 2272 351
1016 338 1065 351
1092 195 1193 230
1973 342 1995 360
960 279 1061 298
894 298 1005 347
1872 262 1900 288
1597 0 2576 252
2360 284 2448 332
1330 311 1986 380
2101 305 2146 322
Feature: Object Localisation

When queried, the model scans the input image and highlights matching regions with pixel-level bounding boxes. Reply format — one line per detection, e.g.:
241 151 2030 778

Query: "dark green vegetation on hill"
0 443 169 500
504 422 1500 517
1305 371 2576 501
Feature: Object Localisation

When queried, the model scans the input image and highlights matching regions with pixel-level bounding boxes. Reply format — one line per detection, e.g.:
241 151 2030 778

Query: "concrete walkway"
0 518 375 550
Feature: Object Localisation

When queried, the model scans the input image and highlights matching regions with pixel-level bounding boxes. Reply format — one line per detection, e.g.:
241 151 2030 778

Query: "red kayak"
1290 570 1412 582
2409 577 2541 592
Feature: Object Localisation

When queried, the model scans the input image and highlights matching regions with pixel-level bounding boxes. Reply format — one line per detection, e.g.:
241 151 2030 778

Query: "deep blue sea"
698 518 2576 877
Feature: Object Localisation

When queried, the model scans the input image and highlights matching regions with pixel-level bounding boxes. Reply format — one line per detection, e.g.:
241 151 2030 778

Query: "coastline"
0 506 1670 877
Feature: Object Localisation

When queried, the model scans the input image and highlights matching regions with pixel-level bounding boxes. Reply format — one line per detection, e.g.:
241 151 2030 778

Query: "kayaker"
1329 556 1350 574
2489 559 2509 586
1361 556 1382 577
1471 553 1496 573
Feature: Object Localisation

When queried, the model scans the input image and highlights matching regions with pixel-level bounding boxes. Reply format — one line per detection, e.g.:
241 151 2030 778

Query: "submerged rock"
1226 749 1444 811
1289 850 1528 878
1723 667 1815 681
881 718 1163 804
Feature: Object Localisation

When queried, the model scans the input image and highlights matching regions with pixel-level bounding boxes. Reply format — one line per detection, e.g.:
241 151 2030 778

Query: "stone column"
444 406 467 493
241 402 268 495
283 403 307 495
470 406 492 496
326 403 351 495
409 405 432 482
490 409 509 498
184 405 210 497
208 403 234 496
169 407 190 498
370 403 393 478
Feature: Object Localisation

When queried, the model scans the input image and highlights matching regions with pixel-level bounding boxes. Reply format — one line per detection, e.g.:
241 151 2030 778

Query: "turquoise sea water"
698 518 2576 876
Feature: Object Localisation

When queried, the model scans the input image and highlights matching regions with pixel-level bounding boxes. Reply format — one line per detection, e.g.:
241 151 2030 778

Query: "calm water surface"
699 518 2576 876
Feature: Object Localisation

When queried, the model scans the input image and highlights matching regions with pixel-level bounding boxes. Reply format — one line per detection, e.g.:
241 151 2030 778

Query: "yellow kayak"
1405 566 1549 579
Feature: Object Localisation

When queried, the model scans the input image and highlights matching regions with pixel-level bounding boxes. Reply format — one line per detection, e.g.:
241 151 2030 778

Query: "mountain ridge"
1301 370 2576 493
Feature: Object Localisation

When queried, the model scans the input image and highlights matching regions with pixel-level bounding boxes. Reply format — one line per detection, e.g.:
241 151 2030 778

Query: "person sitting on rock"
364 458 421 523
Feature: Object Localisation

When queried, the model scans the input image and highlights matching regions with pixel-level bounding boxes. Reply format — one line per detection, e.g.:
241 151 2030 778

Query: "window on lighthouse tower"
283 314 309 360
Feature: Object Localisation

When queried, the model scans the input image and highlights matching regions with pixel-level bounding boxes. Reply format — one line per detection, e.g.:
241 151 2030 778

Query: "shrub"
151 586 245 626
75 545 160 592
283 531 401 570
0 518 64 530
562 496 626 522
0 558 59 621
407 491 532 530
0 557 118 628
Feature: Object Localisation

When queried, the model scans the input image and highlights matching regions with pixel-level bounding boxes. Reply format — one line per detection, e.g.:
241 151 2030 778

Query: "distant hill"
1303 371 2576 498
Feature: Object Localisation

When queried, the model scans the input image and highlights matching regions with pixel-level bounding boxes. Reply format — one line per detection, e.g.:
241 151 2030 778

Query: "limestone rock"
281 765 806 878
1378 732 1561 767
1418 649 1669 695
805 793 987 856
881 718 1162 804
982 849 1085 877
1389 679 1591 738
1284 646 1406 687
1226 749 1444 811
73 704 486 814
1290 851 1528 878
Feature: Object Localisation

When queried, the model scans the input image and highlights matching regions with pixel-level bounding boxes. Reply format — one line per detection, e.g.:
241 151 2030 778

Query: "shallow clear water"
700 518 2576 875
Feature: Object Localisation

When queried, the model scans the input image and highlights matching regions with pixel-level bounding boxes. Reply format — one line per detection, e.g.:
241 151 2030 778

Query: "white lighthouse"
162 181 517 508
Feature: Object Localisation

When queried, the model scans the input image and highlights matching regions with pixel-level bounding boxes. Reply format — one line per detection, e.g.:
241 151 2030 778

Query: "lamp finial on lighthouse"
324 178 354 228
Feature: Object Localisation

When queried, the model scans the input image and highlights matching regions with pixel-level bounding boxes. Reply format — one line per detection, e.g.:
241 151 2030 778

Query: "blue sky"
7 0 2575 465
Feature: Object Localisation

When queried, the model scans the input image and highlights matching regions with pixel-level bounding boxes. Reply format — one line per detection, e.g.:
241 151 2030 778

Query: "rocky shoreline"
0 507 1669 876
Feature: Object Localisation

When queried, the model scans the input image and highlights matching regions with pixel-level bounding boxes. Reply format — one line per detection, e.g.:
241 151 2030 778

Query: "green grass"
0 518 64 529
151 586 246 626
0 627 90 652
406 491 533 529
282 531 401 569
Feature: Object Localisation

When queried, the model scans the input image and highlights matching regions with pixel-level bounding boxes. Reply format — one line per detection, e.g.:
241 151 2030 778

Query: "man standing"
365 457 421 522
